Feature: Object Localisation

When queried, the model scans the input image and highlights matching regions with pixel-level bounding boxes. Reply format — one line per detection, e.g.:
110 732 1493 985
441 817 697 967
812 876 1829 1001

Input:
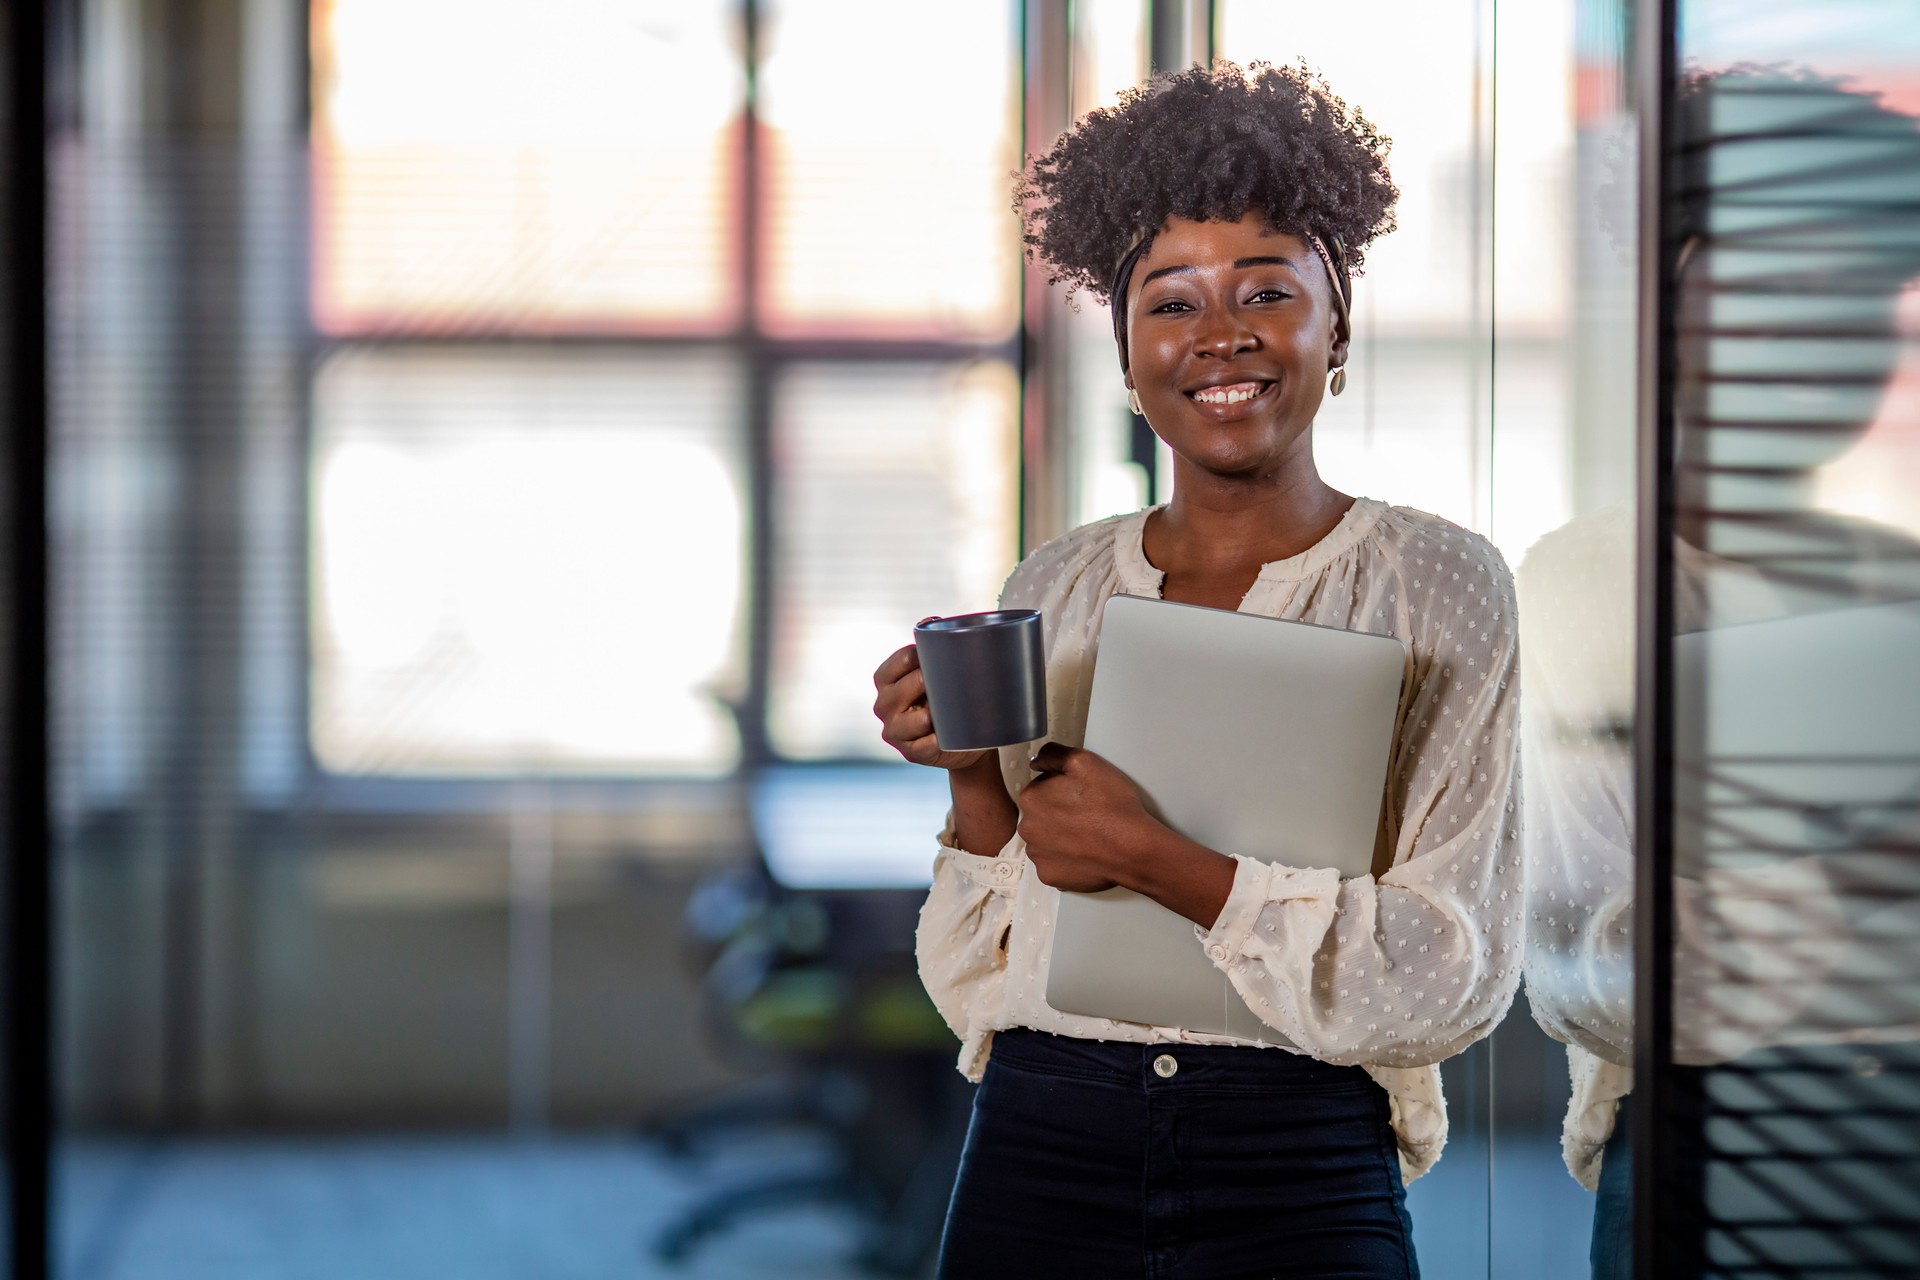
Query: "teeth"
1192 383 1266 405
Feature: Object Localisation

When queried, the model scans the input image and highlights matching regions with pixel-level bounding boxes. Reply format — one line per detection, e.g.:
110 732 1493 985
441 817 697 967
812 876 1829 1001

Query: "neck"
1152 449 1352 573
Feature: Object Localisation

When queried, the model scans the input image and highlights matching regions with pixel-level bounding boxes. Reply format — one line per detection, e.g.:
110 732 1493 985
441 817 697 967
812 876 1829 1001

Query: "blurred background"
0 0 1913 1277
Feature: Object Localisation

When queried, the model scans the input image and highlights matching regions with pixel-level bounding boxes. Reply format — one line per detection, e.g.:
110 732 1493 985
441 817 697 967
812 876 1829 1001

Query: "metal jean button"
1152 1053 1178 1079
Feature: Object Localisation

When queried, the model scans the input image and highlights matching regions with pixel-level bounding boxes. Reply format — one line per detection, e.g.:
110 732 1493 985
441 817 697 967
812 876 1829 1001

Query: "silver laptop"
1674 598 1920 870
1045 594 1406 1039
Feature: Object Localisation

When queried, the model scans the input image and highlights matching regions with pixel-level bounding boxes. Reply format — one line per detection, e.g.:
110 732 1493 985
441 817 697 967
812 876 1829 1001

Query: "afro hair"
1014 60 1399 306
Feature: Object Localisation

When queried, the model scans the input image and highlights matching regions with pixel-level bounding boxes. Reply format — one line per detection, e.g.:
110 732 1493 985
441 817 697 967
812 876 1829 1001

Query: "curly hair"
1014 60 1399 310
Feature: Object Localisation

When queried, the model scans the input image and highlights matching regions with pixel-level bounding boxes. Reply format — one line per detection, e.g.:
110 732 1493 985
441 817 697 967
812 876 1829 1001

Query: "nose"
1193 305 1258 358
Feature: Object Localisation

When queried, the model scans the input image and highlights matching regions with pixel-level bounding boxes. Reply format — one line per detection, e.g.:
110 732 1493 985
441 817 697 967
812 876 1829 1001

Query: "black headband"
1109 234 1156 372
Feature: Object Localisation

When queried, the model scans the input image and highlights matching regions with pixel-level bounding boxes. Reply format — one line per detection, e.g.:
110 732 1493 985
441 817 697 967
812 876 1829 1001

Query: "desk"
750 765 953 891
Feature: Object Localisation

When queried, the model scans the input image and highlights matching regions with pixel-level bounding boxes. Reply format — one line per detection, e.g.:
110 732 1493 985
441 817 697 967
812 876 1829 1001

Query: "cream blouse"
914 497 1524 1183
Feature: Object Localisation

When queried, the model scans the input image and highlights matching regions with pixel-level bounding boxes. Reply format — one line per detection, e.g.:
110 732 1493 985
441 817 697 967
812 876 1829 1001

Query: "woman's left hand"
1017 743 1162 893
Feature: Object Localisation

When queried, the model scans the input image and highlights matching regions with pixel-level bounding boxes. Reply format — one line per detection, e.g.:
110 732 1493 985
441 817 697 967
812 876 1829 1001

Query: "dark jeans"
1591 1095 1632 1280
936 1029 1420 1280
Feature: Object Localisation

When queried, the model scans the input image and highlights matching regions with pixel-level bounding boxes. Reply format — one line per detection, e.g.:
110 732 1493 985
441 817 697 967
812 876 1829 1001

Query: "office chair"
647 837 969 1276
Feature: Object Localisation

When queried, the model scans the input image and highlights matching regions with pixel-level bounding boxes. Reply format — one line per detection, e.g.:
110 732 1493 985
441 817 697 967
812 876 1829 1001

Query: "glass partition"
1493 0 1643 1277
1649 3 1920 1272
48 0 1013 1275
42 0 1920 1276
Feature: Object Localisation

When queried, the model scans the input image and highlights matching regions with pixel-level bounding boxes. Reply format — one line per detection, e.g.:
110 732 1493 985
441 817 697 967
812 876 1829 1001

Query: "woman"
872 63 1521 1279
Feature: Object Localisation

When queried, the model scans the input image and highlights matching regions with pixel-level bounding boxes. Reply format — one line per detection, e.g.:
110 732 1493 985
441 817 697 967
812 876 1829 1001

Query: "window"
767 361 1018 759
311 0 743 335
309 0 1023 776
756 0 1021 338
310 347 746 775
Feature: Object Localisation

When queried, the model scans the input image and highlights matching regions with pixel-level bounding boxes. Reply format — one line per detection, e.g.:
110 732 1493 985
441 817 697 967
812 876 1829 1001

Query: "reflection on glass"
1518 501 1637 1184
1658 31 1920 1268
1506 6 1643 1277
311 347 746 775
1524 11 1920 1271
311 0 742 335
757 0 1021 339
1472 1 1630 1273
767 361 1018 759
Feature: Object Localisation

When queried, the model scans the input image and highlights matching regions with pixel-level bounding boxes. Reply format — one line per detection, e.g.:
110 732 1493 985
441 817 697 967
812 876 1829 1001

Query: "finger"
880 699 932 743
1029 742 1078 775
890 704 934 744
872 662 925 718
871 644 922 690
872 666 927 722
890 729 952 771
899 733 944 765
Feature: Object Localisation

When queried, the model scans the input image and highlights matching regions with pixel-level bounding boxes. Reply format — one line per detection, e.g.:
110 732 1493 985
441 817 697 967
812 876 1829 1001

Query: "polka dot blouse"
915 496 1524 1184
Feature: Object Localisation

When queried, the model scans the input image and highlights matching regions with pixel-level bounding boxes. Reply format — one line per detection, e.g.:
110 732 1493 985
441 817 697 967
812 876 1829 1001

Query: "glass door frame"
4 0 55 1275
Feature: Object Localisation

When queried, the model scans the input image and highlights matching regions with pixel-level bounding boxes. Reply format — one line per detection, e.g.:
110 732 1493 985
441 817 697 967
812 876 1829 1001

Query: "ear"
1329 316 1351 372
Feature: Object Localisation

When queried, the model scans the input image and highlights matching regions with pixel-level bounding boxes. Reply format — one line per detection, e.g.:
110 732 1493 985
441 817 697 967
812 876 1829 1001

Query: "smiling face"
1123 212 1349 483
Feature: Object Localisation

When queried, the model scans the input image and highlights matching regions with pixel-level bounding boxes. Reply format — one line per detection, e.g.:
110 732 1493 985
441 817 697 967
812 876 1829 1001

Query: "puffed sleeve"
1514 505 1637 1069
911 549 1057 1079
915 816 1024 1078
1196 535 1524 1068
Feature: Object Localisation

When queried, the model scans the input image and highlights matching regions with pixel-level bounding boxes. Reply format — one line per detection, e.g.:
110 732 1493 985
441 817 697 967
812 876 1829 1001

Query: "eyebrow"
1138 256 1301 287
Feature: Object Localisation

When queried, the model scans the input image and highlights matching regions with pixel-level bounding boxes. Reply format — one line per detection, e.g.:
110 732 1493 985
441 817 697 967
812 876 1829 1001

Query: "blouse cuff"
937 832 1026 895
1198 856 1342 968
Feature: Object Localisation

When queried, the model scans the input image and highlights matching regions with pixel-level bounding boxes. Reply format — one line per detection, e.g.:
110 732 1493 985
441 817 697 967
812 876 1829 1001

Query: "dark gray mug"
913 610 1048 751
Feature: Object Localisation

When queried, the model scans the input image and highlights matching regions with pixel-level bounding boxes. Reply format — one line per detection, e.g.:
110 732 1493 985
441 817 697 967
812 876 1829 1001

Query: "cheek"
1287 325 1334 367
1132 340 1183 389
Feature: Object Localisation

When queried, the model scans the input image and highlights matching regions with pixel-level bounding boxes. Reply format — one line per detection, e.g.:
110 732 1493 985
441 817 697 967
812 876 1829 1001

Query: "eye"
1248 288 1293 304
1149 298 1193 314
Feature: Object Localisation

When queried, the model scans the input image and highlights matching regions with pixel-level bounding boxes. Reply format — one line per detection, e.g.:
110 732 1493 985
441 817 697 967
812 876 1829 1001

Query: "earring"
1329 367 1348 397
1127 387 1143 416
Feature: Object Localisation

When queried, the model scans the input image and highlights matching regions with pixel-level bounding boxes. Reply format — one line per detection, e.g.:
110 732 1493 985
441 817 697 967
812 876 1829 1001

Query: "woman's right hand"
872 640 993 771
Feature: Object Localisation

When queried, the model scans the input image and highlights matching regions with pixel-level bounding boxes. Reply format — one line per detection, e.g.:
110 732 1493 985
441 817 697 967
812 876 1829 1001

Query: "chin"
1184 452 1284 481
1180 431 1296 472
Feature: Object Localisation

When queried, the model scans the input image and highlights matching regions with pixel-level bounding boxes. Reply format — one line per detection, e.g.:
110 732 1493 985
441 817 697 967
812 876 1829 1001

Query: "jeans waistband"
989 1027 1376 1094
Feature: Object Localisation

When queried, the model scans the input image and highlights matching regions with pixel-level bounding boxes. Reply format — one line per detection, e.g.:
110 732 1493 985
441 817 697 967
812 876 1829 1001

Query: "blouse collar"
1113 496 1386 596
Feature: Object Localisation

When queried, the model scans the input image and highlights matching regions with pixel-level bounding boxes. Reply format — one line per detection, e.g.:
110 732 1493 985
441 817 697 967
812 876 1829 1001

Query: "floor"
52 1131 1593 1280
57 1134 879 1280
